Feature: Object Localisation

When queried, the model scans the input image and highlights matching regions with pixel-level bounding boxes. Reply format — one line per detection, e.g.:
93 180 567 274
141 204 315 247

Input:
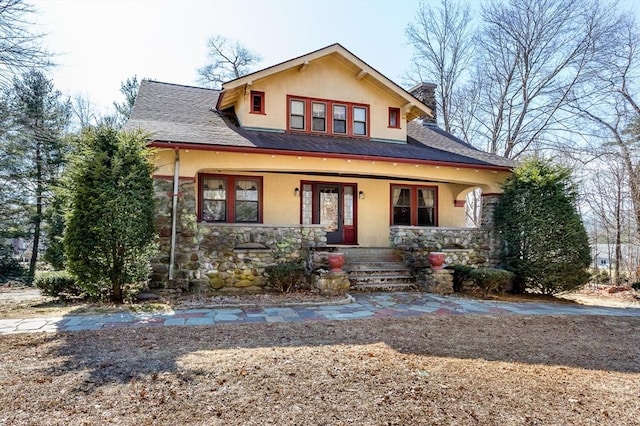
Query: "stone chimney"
409 82 437 126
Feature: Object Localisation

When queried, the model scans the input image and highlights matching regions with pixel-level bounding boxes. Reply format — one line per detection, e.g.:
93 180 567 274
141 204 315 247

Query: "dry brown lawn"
1 314 639 425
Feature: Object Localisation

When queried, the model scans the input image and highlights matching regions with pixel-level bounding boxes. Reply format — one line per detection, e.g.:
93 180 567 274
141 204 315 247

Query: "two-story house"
127 43 514 293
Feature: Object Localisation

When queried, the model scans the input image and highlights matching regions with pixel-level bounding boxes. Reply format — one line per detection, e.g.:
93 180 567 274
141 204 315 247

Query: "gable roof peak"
217 43 434 121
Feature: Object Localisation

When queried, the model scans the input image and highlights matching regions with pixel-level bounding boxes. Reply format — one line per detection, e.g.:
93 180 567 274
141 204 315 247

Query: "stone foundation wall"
390 226 492 269
151 177 327 293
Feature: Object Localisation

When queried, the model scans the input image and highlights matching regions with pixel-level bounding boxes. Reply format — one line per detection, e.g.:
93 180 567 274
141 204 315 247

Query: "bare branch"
0 0 52 89
197 35 261 89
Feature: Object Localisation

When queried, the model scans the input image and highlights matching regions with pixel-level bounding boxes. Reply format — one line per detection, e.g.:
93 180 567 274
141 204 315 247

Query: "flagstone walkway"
1 292 639 335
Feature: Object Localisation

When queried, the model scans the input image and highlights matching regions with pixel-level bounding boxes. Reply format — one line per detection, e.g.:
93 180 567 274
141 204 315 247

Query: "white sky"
32 0 640 117
33 0 423 116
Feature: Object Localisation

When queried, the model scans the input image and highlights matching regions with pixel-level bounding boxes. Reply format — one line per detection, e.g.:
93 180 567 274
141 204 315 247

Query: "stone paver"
1 292 639 335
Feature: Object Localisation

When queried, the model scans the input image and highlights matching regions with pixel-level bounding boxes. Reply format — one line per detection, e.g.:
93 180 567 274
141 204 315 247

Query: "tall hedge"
494 158 591 295
64 126 155 302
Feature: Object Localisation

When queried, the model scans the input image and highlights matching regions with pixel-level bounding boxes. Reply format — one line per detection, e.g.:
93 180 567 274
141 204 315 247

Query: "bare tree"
70 94 98 131
405 0 475 133
582 155 633 284
469 0 618 158
568 14 640 239
0 0 51 89
197 35 261 89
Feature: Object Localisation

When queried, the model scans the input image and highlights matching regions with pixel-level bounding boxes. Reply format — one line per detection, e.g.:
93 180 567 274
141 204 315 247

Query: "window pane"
312 103 326 117
302 184 312 225
353 122 365 135
235 201 258 222
291 115 304 129
203 178 226 200
320 187 339 232
312 117 326 132
389 109 397 127
236 179 258 201
393 207 411 225
418 208 434 226
203 200 226 222
252 94 262 112
333 105 346 120
418 189 434 207
344 186 353 226
393 188 410 206
353 107 366 121
333 119 346 133
291 100 304 115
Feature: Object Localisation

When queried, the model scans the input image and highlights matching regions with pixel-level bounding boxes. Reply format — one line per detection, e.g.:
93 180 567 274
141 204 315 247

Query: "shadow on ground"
24 310 639 394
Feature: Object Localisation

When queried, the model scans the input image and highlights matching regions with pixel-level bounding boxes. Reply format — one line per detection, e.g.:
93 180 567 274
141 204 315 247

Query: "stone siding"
390 192 503 272
151 177 327 293
390 226 491 268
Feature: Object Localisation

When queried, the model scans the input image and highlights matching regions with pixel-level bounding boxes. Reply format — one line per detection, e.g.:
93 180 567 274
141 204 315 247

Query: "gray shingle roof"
126 80 514 170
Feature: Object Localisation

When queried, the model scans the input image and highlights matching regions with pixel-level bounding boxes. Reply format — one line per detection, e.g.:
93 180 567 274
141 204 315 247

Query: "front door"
301 182 357 245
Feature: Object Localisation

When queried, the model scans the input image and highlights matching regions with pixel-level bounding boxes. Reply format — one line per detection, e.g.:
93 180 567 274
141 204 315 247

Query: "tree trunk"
28 140 43 282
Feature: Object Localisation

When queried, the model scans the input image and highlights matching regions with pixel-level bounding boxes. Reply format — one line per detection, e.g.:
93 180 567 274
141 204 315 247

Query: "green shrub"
447 264 474 292
469 268 514 298
34 271 83 300
263 261 308 293
495 158 591 294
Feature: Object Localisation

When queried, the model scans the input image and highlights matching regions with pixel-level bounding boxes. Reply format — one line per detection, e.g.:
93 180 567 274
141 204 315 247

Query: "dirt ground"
1 284 640 425
1 315 639 425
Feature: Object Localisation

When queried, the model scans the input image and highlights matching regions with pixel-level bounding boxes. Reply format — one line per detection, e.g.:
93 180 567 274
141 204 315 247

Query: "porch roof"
127 80 514 170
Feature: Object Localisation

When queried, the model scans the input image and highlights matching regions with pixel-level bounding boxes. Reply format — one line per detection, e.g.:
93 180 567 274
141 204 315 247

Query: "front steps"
340 247 417 291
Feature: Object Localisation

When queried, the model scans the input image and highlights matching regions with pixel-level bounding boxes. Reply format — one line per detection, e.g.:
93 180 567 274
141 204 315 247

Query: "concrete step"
349 274 414 282
341 247 417 291
345 263 410 272
348 269 413 278
350 282 419 291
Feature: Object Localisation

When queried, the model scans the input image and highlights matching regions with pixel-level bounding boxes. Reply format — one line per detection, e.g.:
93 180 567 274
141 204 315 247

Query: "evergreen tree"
495 158 591 294
64 126 155 303
0 70 70 280
112 75 139 127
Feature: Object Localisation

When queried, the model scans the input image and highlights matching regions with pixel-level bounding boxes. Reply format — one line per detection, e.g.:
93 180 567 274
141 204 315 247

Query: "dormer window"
312 102 326 132
333 105 347 134
388 107 400 128
250 91 265 114
353 107 367 136
290 99 305 130
288 95 368 137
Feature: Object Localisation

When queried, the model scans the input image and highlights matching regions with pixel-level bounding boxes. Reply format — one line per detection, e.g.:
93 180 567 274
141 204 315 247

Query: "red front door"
301 182 357 245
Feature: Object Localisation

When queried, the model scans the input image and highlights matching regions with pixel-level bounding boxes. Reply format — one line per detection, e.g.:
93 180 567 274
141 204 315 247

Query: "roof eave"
147 139 512 173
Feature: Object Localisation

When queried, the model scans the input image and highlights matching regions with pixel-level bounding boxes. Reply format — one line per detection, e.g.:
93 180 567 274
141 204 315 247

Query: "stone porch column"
481 193 503 267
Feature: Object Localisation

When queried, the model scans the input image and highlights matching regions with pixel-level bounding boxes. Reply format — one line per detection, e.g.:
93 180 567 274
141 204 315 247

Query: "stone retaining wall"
389 226 492 269
150 177 327 293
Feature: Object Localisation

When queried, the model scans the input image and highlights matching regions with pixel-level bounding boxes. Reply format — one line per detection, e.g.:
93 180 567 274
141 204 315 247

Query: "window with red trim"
391 185 437 226
199 174 262 223
250 91 265 114
388 107 400 128
287 95 368 137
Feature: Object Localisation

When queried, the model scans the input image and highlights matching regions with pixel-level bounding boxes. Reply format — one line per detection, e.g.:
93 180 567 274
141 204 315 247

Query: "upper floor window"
353 107 367 136
333 105 347 134
287 95 368 137
199 174 262 223
388 107 400 128
250 91 265 114
391 185 437 226
290 99 305 130
312 102 326 132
